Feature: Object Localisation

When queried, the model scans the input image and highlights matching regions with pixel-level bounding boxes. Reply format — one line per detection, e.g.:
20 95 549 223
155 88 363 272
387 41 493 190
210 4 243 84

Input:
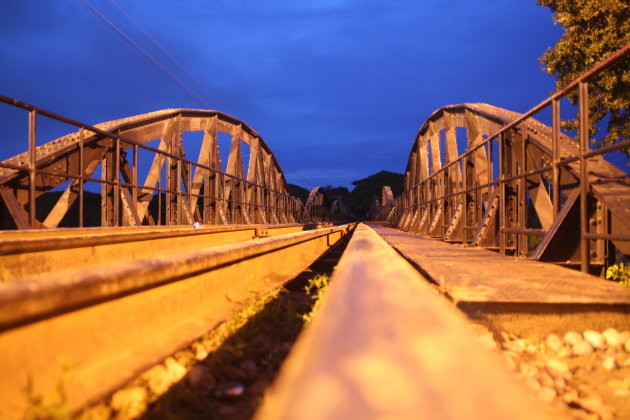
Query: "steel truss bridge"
0 45 628 420
389 46 630 274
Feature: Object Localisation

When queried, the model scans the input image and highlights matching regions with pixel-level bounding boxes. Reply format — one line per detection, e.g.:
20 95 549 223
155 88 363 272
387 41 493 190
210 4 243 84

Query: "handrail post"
462 154 468 244
579 82 590 273
499 133 506 255
176 158 182 225
79 128 84 228
519 124 527 257
551 99 560 219
28 110 37 228
133 144 138 223
114 137 120 227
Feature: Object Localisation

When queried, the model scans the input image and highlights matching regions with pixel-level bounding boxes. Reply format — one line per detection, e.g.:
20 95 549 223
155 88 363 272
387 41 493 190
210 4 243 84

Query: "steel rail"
0 223 354 419
255 223 552 420
0 223 330 281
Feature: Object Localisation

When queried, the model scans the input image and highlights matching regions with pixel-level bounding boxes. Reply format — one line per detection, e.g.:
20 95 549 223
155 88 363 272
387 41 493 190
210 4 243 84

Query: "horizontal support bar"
583 233 630 242
502 227 546 236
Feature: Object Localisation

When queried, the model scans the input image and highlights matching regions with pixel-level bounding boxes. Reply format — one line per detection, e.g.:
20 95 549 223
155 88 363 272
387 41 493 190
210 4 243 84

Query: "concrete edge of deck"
370 224 630 337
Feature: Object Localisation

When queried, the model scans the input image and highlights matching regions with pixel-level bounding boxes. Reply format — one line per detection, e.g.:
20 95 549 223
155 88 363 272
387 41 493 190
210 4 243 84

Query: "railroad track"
258 224 630 420
0 223 353 419
0 223 331 282
2 222 629 419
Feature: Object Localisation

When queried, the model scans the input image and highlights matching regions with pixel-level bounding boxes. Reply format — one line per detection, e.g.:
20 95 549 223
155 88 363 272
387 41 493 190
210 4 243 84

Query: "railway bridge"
0 46 629 419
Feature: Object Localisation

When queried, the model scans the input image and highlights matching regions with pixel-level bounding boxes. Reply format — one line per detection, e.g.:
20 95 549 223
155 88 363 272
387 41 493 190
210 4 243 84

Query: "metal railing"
393 44 630 273
0 98 310 228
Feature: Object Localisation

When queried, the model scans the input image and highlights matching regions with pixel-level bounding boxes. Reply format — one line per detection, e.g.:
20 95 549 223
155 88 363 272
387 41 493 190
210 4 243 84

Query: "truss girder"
0 109 306 229
306 186 329 223
394 103 630 268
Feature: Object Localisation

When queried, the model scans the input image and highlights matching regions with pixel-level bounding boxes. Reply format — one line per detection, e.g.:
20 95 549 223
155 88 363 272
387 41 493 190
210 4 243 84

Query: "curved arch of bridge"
392 102 630 268
370 185 394 221
305 186 329 222
0 109 308 228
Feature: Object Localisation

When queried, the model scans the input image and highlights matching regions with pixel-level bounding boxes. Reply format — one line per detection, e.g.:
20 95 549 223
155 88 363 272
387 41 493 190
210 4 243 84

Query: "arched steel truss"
392 101 630 273
0 100 307 229
370 186 394 220
306 186 329 222
305 186 349 221
392 46 630 273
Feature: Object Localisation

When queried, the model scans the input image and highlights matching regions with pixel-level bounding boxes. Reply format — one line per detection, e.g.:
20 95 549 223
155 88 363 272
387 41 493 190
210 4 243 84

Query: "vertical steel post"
114 137 120 227
519 124 527 257
158 174 162 226
187 161 192 219
240 179 245 223
552 99 560 219
474 151 480 230
215 172 221 224
488 140 493 187
579 82 590 273
462 154 468 244
133 144 138 220
28 110 37 228
499 133 506 255
79 128 84 228
441 170 446 239
176 158 182 225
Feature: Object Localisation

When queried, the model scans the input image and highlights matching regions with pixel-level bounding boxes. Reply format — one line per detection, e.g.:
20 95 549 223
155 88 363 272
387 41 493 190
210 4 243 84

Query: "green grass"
606 263 630 287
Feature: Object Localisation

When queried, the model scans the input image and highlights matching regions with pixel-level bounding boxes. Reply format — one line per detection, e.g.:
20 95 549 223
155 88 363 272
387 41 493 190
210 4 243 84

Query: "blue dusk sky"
0 0 564 190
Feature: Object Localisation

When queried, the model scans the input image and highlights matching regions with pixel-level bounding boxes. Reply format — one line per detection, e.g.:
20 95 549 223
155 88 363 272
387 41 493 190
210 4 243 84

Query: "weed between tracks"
606 263 630 287
72 272 333 420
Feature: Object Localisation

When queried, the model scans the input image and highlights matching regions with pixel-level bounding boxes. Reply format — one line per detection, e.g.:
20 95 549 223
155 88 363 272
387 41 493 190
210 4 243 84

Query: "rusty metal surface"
0 223 329 282
372 224 630 334
0 223 354 419
256 223 552 420
0 101 312 229
390 46 630 272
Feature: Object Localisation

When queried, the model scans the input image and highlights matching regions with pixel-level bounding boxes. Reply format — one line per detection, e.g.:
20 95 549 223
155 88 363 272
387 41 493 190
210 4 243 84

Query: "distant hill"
323 186 349 198
34 190 101 227
31 190 167 227
288 184 309 204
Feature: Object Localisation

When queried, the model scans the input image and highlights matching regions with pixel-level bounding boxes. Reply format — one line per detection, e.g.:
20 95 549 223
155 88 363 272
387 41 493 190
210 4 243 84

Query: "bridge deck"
370 225 630 336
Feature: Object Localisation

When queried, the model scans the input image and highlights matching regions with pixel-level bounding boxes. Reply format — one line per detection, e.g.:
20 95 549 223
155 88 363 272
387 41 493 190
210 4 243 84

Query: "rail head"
0 224 354 331
255 223 553 420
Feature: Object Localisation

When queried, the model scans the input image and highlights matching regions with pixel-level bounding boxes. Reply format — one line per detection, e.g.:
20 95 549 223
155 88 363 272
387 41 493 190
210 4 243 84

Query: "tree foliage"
288 183 309 204
348 170 404 218
537 0 629 149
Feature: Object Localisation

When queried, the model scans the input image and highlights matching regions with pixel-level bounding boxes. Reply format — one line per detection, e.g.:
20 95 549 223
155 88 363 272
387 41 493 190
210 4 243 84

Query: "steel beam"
0 224 353 419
